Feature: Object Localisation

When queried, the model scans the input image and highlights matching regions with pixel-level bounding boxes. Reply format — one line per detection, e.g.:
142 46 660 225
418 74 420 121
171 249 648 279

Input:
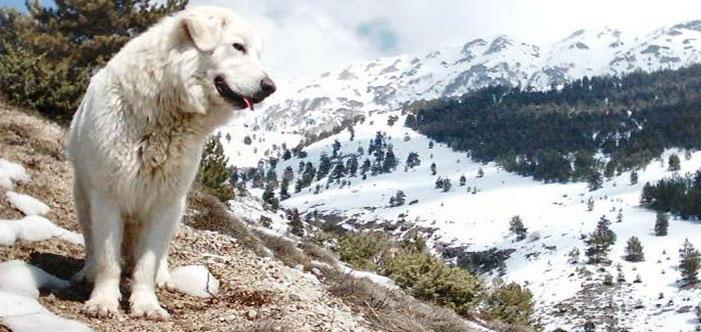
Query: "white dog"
67 6 275 320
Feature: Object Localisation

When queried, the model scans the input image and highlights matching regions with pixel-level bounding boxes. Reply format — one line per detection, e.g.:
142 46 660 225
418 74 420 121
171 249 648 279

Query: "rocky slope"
0 101 500 332
0 102 375 332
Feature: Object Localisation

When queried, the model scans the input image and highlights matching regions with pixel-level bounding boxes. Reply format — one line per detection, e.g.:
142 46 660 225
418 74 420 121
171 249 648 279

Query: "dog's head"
181 6 275 112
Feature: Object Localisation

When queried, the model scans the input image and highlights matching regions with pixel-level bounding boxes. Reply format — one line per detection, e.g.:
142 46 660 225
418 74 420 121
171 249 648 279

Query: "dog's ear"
183 10 224 52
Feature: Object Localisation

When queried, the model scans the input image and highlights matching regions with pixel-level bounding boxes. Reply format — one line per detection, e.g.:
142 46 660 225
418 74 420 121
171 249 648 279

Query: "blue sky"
3 0 701 79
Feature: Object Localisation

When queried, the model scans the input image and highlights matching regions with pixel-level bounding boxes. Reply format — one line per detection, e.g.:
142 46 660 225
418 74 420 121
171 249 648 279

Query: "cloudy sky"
193 0 701 80
5 0 701 79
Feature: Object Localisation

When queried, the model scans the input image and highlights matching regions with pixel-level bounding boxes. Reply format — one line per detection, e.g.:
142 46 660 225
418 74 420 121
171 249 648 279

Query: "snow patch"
0 216 84 246
340 265 397 289
0 260 93 332
5 192 50 216
170 265 220 298
0 159 30 190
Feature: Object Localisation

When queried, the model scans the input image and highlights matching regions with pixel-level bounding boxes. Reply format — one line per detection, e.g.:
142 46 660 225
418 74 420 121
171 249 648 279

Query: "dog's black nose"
260 78 276 96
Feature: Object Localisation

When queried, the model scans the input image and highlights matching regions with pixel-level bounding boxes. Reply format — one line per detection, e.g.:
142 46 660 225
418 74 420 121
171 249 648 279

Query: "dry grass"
254 230 311 268
301 242 339 267
317 265 482 332
185 189 268 256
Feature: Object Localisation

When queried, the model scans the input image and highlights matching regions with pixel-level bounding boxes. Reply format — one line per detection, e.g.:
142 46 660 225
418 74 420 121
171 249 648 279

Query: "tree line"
409 65 701 184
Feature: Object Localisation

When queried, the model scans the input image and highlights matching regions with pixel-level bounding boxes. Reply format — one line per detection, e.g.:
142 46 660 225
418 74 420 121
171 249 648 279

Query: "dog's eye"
233 43 246 53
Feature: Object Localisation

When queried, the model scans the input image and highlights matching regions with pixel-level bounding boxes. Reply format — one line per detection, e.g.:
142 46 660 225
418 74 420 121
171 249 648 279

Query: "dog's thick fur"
67 6 274 320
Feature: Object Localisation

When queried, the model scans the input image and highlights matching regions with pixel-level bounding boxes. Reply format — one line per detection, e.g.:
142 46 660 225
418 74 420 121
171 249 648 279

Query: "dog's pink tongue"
243 97 254 111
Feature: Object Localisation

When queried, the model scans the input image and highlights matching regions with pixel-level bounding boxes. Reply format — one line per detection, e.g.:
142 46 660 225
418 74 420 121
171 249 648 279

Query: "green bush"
197 136 235 202
0 0 187 121
483 281 535 326
338 232 389 271
338 232 485 316
383 250 484 315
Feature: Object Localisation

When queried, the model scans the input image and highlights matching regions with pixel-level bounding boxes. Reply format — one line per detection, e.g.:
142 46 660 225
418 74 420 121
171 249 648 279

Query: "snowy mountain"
216 18 701 332
225 19 700 164
228 111 701 331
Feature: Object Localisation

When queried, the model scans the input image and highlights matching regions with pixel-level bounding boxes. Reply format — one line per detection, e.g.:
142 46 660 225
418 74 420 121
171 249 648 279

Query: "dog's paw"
156 269 175 291
129 291 170 321
82 297 119 319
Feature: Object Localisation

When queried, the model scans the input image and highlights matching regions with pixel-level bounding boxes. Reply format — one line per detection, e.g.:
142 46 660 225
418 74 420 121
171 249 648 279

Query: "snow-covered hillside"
221 109 701 331
222 19 701 160
215 17 701 332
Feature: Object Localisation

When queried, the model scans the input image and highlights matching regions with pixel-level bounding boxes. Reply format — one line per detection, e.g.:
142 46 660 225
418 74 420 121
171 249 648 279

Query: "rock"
246 309 258 320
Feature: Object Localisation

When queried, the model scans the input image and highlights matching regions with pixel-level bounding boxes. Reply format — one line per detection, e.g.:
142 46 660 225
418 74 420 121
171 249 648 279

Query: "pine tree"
331 161 346 180
477 167 484 178
483 282 534 326
630 170 639 185
332 139 342 158
431 162 437 176
435 177 444 189
585 215 616 264
265 167 278 189
604 160 616 179
382 145 398 173
196 136 234 202
567 247 580 264
587 171 603 191
360 158 371 178
279 178 291 200
287 209 304 237
442 178 452 192
347 155 359 177
680 239 700 284
460 175 467 186
0 0 188 120
655 211 669 236
509 216 528 241
624 236 644 262
668 154 681 172
406 152 421 168
283 166 294 182
262 182 275 206
282 149 292 160
389 190 406 207
317 153 332 180
616 209 623 223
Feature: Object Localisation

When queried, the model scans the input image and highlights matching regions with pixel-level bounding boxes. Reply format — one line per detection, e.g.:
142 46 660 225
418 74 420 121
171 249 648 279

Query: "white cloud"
191 0 701 80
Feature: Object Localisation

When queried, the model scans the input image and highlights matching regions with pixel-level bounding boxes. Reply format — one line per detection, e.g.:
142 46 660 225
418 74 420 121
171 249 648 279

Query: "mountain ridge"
252 19 700 137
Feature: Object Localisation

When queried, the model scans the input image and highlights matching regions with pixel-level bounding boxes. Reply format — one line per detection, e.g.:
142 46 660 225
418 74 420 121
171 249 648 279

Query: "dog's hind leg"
72 175 95 283
129 197 184 321
156 247 174 290
81 190 124 319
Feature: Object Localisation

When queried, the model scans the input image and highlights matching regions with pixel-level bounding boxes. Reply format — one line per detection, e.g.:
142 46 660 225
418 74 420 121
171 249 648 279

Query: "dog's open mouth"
214 76 254 111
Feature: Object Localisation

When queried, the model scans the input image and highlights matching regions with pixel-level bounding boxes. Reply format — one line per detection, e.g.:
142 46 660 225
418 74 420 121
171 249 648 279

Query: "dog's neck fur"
106 14 233 144
99 14 235 173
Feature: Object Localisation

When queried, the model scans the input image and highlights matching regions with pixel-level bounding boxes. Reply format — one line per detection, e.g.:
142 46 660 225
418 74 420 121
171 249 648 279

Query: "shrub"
0 1 187 121
509 216 527 241
338 232 389 271
655 211 669 236
382 250 484 315
680 239 701 284
624 236 644 262
483 282 534 326
338 232 485 316
197 136 235 202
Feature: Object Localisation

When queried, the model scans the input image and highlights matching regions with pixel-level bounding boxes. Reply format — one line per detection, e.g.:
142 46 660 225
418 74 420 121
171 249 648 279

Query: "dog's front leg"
82 191 123 318
129 198 184 321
